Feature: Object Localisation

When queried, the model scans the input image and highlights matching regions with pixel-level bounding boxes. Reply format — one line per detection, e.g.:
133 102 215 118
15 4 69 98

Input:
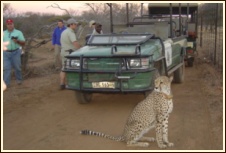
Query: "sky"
2 1 93 15
2 1 204 16
2 1 141 15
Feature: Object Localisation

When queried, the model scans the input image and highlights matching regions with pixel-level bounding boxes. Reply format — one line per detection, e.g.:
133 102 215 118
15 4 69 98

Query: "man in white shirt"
60 18 81 90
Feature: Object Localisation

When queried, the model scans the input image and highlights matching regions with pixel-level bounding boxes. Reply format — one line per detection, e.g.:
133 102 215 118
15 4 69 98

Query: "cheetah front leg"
162 115 174 147
156 121 167 148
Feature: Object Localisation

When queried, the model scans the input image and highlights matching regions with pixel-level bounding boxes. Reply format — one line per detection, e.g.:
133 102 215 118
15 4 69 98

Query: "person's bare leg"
60 71 66 89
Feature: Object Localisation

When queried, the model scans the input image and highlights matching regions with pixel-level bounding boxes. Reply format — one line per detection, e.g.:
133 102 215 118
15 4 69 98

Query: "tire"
173 62 185 83
187 59 194 67
75 91 92 104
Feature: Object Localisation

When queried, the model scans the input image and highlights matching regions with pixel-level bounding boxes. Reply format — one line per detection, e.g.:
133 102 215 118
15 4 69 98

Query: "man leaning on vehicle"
59 18 81 90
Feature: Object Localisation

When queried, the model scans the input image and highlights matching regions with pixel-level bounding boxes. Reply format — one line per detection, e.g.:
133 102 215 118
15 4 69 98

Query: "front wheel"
173 62 185 83
187 58 194 67
75 91 92 104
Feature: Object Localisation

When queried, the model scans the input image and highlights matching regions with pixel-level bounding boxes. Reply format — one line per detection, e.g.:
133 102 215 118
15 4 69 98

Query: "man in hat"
85 20 103 44
92 23 103 35
3 19 25 87
89 20 103 35
59 18 81 90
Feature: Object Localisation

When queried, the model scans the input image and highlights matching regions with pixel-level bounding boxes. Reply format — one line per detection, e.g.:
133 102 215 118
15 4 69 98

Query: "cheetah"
80 76 174 148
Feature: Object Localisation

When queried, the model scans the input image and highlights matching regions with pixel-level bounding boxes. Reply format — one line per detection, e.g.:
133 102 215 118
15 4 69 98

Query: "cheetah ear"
169 76 173 82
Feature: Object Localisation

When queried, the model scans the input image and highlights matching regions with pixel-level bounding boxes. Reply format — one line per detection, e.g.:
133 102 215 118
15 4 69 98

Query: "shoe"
60 84 65 90
17 81 22 85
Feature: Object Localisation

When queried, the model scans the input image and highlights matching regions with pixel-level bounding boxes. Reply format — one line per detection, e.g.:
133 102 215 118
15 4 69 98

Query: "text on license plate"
92 82 115 88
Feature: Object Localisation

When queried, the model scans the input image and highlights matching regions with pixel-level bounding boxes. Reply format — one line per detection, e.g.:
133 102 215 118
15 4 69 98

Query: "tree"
3 3 16 18
83 3 144 33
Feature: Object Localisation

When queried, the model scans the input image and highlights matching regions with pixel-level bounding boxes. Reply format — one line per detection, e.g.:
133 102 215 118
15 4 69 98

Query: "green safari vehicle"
62 3 193 104
63 33 186 104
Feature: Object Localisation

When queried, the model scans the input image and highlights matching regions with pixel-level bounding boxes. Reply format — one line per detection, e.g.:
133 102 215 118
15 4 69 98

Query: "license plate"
187 42 193 48
92 82 115 88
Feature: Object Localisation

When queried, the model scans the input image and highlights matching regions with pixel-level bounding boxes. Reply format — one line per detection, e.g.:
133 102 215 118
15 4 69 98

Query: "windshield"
87 34 154 45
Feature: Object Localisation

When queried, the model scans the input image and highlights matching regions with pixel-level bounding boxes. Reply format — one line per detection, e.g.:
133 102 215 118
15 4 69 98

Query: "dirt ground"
2 43 224 151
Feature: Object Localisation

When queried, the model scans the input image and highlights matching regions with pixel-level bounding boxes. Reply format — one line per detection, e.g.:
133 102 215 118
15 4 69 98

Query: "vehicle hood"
68 43 162 59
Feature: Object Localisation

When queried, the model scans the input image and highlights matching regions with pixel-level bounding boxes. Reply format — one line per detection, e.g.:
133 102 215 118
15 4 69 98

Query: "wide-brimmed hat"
67 18 78 25
89 20 96 27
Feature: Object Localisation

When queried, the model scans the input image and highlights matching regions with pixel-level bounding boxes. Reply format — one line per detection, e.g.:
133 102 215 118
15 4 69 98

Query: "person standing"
3 19 25 87
52 19 66 70
89 20 103 35
92 23 103 35
85 20 103 44
60 18 81 90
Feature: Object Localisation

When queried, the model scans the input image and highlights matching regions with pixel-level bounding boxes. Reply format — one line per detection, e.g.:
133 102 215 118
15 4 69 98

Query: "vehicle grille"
86 58 122 71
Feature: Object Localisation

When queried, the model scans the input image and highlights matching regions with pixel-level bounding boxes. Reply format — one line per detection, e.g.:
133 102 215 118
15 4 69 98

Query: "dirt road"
2 53 223 151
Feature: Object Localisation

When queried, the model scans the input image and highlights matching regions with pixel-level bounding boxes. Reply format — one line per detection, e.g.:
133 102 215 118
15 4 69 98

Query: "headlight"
128 58 149 69
65 58 87 69
65 59 80 69
129 59 141 68
71 59 80 68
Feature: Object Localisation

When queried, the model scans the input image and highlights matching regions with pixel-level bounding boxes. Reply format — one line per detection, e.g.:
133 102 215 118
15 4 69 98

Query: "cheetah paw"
158 144 167 149
142 142 150 147
167 142 174 147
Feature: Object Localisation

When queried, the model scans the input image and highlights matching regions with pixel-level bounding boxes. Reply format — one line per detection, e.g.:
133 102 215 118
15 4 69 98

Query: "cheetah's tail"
80 130 125 142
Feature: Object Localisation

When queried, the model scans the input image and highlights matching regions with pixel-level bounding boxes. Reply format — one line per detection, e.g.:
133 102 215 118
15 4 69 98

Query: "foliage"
3 3 145 36
3 3 16 18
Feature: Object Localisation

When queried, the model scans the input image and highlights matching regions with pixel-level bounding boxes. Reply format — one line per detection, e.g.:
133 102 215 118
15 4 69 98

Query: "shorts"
60 50 71 69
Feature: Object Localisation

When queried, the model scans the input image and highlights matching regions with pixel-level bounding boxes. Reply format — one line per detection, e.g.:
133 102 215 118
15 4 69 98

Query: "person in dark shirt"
52 19 66 70
92 23 103 35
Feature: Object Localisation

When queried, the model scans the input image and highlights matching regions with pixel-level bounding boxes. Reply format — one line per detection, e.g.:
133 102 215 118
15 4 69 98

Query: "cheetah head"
154 76 173 95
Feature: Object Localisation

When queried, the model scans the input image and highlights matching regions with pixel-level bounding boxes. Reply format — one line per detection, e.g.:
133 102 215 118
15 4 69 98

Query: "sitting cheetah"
80 76 174 148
